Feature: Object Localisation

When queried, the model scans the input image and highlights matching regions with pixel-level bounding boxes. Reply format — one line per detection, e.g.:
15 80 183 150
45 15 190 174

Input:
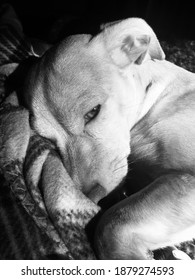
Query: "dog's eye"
84 104 101 124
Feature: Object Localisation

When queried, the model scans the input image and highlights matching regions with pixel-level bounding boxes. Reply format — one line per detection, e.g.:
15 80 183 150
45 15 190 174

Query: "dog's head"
24 18 164 203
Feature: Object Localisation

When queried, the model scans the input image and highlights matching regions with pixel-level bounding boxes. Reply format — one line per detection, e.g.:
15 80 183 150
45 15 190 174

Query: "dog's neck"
130 59 195 125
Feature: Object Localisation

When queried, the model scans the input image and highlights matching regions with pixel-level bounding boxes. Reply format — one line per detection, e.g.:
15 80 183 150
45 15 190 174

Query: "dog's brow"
76 89 107 108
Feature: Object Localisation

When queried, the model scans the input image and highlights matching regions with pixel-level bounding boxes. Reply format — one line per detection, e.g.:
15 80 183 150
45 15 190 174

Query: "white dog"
24 18 195 259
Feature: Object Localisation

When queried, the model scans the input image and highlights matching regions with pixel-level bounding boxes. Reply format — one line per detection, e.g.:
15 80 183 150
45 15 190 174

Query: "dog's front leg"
94 173 195 259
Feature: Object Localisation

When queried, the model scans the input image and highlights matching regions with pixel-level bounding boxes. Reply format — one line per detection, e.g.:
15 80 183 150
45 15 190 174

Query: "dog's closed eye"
84 104 101 124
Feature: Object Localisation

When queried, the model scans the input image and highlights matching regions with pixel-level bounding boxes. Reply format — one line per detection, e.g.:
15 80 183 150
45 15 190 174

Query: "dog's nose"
86 184 107 204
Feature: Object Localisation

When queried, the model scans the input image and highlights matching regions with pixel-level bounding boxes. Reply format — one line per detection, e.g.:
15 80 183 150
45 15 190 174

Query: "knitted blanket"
1 4 195 260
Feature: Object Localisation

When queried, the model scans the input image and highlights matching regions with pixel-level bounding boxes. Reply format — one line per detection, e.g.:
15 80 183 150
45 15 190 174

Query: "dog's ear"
99 18 165 68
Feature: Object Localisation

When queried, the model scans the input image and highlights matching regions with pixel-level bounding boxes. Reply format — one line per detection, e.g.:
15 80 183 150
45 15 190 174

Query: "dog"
24 18 163 203
24 18 195 259
94 21 195 259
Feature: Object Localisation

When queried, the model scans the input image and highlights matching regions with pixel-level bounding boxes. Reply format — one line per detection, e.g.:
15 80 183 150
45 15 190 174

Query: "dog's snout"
113 153 129 172
86 184 107 204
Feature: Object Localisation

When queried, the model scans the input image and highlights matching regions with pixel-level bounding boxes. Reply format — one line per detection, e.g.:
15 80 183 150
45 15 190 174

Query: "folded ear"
99 18 165 68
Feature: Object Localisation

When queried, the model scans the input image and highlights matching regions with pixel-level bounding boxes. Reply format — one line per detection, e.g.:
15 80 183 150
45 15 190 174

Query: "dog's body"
24 18 195 259
95 58 195 259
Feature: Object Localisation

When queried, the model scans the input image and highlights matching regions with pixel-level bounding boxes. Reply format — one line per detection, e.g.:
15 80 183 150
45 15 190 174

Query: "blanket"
0 4 195 260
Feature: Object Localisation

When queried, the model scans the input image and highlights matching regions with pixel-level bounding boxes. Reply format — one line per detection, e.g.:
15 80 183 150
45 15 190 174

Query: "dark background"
2 0 195 42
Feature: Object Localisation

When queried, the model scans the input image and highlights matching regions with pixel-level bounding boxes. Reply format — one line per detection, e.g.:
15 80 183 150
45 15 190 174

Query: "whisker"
113 163 127 173
116 154 130 165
